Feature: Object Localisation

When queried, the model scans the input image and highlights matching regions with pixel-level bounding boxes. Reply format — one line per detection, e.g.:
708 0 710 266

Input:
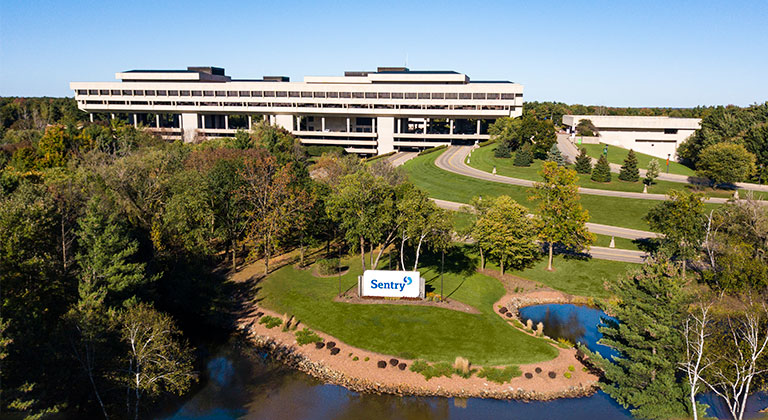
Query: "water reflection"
519 303 619 359
160 341 633 420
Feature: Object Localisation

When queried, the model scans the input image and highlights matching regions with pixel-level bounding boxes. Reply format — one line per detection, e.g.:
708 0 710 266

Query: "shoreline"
236 303 600 401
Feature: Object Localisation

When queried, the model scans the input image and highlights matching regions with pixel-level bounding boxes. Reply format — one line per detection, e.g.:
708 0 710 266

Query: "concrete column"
133 114 138 128
111 113 115 120
224 115 229 130
248 115 252 129
201 114 206 130
476 119 481 134
346 117 350 132
423 118 428 134
296 116 301 131
372 117 376 133
181 113 199 143
321 117 326 131
274 114 295 131
376 116 395 154
449 119 454 135
155 114 160 128
89 113 94 123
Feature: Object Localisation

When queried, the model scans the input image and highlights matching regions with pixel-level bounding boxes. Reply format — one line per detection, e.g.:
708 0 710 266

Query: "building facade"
562 115 701 160
70 66 524 155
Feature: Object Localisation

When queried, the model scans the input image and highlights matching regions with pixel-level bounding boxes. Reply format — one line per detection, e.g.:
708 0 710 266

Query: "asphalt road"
387 151 419 167
435 145 733 203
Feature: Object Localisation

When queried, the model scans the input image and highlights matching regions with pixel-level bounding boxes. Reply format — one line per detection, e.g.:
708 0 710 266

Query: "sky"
1 0 767 107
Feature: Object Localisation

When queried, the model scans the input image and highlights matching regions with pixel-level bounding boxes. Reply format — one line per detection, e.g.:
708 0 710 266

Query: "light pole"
440 249 445 302
337 231 342 297
666 154 671 174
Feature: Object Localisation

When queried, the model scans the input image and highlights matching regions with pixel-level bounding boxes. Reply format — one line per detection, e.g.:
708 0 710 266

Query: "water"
157 303 766 419
518 303 619 360
159 342 633 420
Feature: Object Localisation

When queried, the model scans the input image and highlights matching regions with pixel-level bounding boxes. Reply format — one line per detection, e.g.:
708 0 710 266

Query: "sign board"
359 270 424 298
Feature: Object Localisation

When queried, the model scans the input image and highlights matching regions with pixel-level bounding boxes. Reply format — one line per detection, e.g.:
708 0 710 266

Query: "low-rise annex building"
70 66 523 155
562 115 701 160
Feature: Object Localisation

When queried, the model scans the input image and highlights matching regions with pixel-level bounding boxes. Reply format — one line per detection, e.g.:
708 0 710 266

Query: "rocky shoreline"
244 331 598 401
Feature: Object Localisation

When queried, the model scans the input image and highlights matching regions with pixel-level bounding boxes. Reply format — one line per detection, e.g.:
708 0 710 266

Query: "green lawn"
404 150 721 231
580 142 696 177
259 252 558 366
593 234 641 251
503 256 637 299
467 144 736 199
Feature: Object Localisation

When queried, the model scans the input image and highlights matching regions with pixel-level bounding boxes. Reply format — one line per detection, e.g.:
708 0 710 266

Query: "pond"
156 303 766 419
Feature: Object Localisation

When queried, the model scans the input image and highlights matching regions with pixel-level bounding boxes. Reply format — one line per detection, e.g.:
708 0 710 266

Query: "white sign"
360 270 423 298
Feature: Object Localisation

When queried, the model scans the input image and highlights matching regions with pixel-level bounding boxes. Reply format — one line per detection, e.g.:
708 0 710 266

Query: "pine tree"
591 154 612 182
546 143 566 167
618 149 640 182
494 141 512 158
513 143 533 167
584 258 690 419
574 148 592 174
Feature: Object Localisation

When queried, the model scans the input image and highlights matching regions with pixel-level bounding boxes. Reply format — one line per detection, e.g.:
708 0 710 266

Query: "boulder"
377 360 387 369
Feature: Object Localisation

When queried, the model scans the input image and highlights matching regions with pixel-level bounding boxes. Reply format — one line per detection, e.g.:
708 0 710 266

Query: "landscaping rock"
315 342 325 349
377 360 387 369
505 312 513 318
326 341 336 349
389 358 399 366
525 372 533 379
548 371 556 379
330 348 340 355
535 367 542 374
398 363 407 370
499 307 508 314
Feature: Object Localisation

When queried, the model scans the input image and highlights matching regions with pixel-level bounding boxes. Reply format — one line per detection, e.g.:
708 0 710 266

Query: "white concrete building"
70 66 524 155
562 115 701 160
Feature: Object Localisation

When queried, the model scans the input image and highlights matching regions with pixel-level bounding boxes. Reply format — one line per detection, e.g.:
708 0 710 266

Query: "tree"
473 196 540 274
120 303 195 420
700 297 768 420
488 117 522 152
488 116 556 158
461 196 493 269
645 159 660 185
75 198 149 306
574 148 592 174
591 154 612 182
618 149 640 182
397 186 452 271
545 143 566 167
326 170 395 272
696 142 756 186
36 124 69 168
513 143 533 167
494 142 512 158
645 190 707 279
680 299 714 420
240 148 311 275
576 119 598 136
586 258 690 419
529 162 593 271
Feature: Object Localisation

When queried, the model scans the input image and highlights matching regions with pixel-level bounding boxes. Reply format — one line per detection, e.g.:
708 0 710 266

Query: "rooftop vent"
263 76 290 82
187 66 226 76
344 71 370 77
377 67 409 73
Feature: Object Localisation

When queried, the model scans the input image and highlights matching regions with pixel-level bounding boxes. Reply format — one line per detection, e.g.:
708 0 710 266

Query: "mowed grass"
580 142 696 177
403 150 724 231
467 144 736 199
500 256 636 299
258 251 558 366
593 234 641 251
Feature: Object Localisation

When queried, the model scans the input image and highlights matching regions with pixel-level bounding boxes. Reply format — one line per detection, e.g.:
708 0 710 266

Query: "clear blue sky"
2 0 767 107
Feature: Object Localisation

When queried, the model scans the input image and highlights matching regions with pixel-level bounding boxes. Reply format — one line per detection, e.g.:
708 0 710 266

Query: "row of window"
83 99 513 112
77 89 521 101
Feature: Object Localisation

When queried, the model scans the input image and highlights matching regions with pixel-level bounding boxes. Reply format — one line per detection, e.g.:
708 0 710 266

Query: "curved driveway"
435 145 732 204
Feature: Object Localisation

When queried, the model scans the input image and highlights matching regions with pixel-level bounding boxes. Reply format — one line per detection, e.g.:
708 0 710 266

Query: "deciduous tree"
473 196 539 274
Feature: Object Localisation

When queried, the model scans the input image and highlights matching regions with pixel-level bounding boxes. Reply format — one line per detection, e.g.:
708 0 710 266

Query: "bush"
696 142 756 185
574 148 592 174
326 341 336 349
546 143 566 167
453 357 472 378
417 144 447 156
317 258 339 275
564 371 572 379
548 371 557 379
477 366 522 384
315 342 325 349
364 356 370 361
258 315 282 329
353 356 359 361
330 348 340 355
398 363 407 371
389 358 399 366
524 372 533 379
513 143 533 167
556 338 574 349
591 154 612 182
305 145 346 157
498 307 508 314
295 328 322 345
535 367 542 374
409 360 454 380
377 360 387 368
362 151 396 163
477 139 496 147
568 365 575 372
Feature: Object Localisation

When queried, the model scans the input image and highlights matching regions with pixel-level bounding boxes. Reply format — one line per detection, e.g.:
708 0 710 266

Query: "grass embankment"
593 234 641 251
580 142 696 177
404 150 720 231
467 144 737 199
506 257 633 299
259 252 559 366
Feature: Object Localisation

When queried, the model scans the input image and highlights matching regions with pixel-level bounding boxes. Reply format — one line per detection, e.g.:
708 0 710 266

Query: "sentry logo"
370 276 413 292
